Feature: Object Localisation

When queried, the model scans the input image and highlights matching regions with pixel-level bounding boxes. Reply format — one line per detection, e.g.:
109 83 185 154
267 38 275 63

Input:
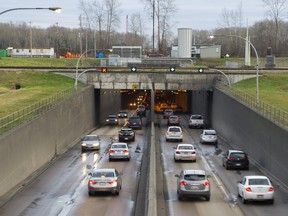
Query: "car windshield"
93 171 115 178
169 127 181 132
248 178 269 185
109 115 117 118
184 174 205 181
178 146 193 150
84 136 98 141
112 144 127 149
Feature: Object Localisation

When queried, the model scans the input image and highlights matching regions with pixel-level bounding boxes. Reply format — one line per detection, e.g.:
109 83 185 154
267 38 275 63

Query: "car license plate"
257 195 264 199
100 182 106 186
183 152 188 154
191 185 199 190
125 138 128 140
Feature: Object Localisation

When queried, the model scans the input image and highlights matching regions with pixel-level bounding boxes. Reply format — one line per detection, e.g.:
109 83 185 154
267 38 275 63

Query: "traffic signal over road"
198 68 205 73
101 67 107 73
170 66 176 72
131 66 137 72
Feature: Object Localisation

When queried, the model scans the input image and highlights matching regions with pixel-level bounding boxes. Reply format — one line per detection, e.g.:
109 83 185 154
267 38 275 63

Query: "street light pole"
0 7 62 15
210 34 259 107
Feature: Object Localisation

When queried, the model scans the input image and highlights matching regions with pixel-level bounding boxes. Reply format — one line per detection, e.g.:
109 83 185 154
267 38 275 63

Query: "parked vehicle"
109 142 131 161
167 115 181 126
81 134 100 151
200 129 218 145
174 144 196 162
222 150 249 170
88 168 122 196
175 169 211 201
127 116 142 129
106 114 118 125
188 115 204 128
166 126 183 142
118 127 135 142
237 175 274 204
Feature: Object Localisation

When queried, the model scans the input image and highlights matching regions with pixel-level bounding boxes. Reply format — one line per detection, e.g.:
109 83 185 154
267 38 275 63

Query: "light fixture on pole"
0 7 62 15
210 34 259 107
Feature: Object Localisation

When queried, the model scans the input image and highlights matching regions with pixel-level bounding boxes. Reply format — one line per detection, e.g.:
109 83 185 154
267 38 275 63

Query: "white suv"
188 115 204 128
165 126 183 142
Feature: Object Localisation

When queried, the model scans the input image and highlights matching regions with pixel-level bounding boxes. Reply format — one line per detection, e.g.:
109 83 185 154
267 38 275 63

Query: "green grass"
0 71 81 118
233 73 288 111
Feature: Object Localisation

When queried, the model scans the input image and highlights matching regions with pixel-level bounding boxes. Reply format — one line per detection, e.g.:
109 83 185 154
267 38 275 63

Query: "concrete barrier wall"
0 86 96 198
211 89 288 190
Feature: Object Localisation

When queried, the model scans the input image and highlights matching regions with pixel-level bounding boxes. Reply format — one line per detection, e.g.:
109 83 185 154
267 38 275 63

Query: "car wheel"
245 166 249 170
109 158 112 162
241 195 247 204
225 163 230 170
177 192 183 201
205 195 210 201
174 157 177 162
179 139 182 142
88 191 93 196
127 158 130 161
115 190 120 196
269 199 274 204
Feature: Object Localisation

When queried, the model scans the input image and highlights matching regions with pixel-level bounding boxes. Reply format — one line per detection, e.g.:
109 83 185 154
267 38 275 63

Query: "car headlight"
81 143 87 146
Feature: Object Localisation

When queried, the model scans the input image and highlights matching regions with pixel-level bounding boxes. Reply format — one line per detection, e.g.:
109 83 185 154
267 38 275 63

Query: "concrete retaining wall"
0 87 96 198
211 89 288 190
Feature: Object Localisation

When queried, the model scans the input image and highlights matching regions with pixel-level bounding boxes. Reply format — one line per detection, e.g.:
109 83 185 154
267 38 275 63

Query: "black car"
106 114 118 125
136 105 146 117
127 116 142 129
222 150 249 170
118 128 135 142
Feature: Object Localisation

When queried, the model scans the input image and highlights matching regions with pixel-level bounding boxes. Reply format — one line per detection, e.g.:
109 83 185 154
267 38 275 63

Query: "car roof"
183 169 206 175
244 175 269 179
228 150 245 154
118 111 127 113
169 115 179 118
94 168 116 172
112 142 128 146
177 144 194 147
85 134 98 137
108 114 117 117
121 127 133 131
203 129 216 133
168 126 181 129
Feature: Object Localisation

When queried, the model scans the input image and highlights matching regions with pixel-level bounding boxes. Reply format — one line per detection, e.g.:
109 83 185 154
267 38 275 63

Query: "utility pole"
152 0 155 53
79 15 83 56
29 22 32 58
245 21 251 66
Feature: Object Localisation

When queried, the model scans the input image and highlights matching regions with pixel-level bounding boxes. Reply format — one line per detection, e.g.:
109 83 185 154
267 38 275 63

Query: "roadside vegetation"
0 58 287 120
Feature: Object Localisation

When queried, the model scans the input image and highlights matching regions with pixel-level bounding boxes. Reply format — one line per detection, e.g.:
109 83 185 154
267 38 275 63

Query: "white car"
109 142 131 161
200 129 218 145
166 126 183 142
81 134 100 151
188 114 204 128
237 175 274 204
174 144 196 162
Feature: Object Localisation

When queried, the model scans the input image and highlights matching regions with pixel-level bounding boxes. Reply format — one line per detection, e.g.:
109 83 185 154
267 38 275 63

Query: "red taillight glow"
109 150 115 153
123 149 129 153
268 187 274 191
203 181 210 186
108 180 117 184
89 180 97 185
175 151 181 154
245 187 252 192
227 157 234 161
180 181 187 186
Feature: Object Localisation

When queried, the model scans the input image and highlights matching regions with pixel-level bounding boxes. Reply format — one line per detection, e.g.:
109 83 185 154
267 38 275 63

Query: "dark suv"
136 105 146 117
222 150 249 170
127 116 143 129
118 127 135 142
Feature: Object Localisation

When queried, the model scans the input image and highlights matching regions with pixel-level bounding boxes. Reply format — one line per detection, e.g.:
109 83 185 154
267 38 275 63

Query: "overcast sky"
1 0 267 35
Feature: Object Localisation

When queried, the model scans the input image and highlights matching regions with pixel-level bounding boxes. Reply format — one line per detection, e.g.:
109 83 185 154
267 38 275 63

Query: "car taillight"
109 150 115 153
245 187 252 192
108 180 117 185
203 181 210 186
123 149 129 153
227 157 234 161
89 180 97 185
191 151 196 154
268 187 274 191
179 181 187 186
175 151 181 154
127 122 130 125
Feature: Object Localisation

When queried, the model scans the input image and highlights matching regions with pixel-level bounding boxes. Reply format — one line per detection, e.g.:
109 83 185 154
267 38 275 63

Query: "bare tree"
262 0 288 54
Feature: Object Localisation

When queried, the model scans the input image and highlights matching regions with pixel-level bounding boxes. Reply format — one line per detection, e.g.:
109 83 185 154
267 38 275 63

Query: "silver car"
81 134 100 151
175 169 211 201
174 144 197 162
109 142 131 161
200 129 218 145
165 126 183 142
88 168 122 196
188 114 204 128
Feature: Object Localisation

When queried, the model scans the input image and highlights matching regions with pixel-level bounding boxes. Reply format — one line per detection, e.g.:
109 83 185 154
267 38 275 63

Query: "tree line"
0 0 287 57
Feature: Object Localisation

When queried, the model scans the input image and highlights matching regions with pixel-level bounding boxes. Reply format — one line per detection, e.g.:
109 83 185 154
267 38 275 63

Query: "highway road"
0 111 287 216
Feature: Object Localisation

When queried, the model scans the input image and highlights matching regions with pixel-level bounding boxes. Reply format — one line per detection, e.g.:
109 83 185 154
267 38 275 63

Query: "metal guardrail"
215 81 288 129
0 87 79 137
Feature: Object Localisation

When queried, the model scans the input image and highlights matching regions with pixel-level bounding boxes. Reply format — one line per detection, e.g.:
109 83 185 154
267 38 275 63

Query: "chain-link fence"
215 81 288 129
0 87 79 137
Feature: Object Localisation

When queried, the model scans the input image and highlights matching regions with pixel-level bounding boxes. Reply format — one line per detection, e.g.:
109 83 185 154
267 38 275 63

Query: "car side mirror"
237 180 242 184
207 174 212 178
173 146 177 149
88 172 92 176
175 174 180 178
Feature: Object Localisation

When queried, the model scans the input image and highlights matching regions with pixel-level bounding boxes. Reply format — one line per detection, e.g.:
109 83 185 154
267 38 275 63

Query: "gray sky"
1 0 267 34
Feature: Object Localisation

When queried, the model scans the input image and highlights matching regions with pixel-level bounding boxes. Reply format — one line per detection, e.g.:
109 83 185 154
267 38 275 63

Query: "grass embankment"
0 71 79 118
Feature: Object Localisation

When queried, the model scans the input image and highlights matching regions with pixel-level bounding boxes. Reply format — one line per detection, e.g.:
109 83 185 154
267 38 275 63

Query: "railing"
215 81 288 129
0 87 79 137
